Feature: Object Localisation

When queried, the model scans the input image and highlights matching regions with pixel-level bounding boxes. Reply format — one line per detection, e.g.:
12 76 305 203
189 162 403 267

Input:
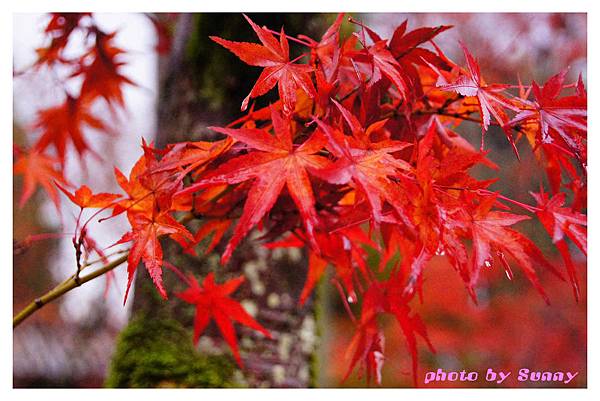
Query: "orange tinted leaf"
13 148 68 209
56 182 120 209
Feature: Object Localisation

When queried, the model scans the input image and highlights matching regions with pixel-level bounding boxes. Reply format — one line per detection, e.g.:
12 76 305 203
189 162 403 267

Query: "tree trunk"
107 13 331 388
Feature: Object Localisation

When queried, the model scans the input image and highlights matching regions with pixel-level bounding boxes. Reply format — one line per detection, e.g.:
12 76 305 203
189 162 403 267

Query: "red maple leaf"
211 14 316 114
389 21 452 62
344 319 385 386
469 195 564 303
33 95 106 163
115 211 193 303
388 20 452 97
433 43 519 156
315 100 412 224
74 30 134 108
344 274 434 386
176 272 272 367
531 189 587 301
347 25 409 98
510 70 587 164
178 107 330 264
532 191 586 255
148 138 233 176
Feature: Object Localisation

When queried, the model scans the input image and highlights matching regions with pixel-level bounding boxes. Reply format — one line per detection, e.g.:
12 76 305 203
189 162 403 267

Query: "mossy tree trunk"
108 13 332 388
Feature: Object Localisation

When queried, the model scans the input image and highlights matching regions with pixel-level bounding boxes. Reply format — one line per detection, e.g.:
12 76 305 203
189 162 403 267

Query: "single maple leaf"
432 43 520 156
178 107 329 264
531 190 587 301
343 319 385 386
74 30 135 108
386 302 434 386
115 211 193 303
13 147 68 209
469 195 564 303
56 182 120 209
315 100 412 224
389 21 452 61
304 12 344 69
388 20 452 97
510 70 587 164
531 190 586 255
344 275 434 386
349 35 409 99
176 272 272 367
33 95 106 163
211 14 316 114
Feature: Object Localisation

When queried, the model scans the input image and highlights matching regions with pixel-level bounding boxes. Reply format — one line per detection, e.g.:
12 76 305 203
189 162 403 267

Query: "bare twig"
13 254 128 328
14 212 195 329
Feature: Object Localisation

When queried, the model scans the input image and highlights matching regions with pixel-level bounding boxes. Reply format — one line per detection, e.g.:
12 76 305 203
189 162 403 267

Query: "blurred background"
13 13 586 387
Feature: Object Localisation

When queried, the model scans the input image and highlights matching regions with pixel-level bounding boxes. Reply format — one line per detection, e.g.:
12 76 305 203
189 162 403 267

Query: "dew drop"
484 260 492 268
347 294 357 304
435 244 445 256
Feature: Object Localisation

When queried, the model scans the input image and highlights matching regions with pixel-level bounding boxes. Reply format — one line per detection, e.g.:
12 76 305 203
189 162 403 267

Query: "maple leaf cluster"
14 13 586 385
14 13 134 208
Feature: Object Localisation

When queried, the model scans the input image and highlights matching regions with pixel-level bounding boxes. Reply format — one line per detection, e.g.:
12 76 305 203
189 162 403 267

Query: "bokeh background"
13 13 586 387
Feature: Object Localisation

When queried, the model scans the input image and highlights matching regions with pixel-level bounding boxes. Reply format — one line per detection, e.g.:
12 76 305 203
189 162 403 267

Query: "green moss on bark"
105 315 241 388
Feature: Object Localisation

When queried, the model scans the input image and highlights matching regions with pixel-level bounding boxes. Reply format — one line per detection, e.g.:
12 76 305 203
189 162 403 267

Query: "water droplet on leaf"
435 244 445 256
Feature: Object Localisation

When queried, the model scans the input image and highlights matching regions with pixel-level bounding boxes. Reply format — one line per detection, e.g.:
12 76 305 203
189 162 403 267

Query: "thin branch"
80 248 128 270
14 212 196 329
13 254 128 328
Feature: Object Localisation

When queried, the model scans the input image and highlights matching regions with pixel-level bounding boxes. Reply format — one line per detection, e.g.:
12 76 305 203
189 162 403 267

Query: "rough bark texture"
107 13 332 388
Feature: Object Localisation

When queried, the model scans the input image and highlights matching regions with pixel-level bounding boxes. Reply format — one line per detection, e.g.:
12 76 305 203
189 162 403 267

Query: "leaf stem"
263 27 312 47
